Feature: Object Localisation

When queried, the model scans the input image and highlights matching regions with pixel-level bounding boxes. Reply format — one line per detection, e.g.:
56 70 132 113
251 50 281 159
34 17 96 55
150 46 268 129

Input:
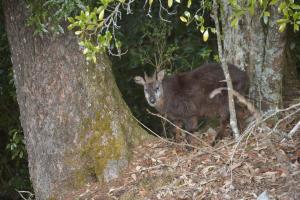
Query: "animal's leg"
215 113 229 142
184 117 198 145
173 120 183 142
236 104 248 133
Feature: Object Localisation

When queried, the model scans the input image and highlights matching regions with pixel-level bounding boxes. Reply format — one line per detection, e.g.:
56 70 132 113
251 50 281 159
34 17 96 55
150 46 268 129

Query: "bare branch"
16 190 34 200
130 112 201 150
211 0 240 139
146 109 211 147
288 120 300 138
210 87 261 122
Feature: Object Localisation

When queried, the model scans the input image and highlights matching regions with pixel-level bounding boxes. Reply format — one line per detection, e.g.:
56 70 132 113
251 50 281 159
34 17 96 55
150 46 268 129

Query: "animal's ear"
134 76 145 85
157 70 165 81
144 72 150 82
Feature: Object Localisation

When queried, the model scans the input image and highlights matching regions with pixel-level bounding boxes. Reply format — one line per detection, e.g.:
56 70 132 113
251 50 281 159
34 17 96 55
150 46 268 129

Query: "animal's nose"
149 97 155 104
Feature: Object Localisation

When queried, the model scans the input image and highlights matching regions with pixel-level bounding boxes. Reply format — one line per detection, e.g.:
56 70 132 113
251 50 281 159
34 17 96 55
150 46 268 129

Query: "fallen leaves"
66 129 300 200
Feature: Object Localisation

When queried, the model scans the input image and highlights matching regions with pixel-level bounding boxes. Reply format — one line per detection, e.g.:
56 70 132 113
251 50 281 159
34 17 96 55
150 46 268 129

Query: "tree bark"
3 0 147 199
220 1 287 111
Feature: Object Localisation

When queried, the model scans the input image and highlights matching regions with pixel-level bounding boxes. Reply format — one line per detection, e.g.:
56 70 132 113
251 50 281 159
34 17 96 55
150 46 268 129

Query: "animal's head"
134 70 165 107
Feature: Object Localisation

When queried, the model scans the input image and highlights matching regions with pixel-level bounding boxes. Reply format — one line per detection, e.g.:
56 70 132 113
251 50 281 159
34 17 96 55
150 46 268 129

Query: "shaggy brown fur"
135 63 248 144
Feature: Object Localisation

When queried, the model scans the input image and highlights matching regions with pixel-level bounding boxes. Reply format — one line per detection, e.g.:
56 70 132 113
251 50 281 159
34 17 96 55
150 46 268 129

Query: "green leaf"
249 0 255 15
175 0 181 2
230 18 239 28
92 55 97 63
269 0 279 5
87 24 95 30
101 0 112 6
75 30 82 35
263 11 270 24
210 27 216 33
83 48 89 54
293 12 300 20
67 24 75 30
263 16 269 24
278 2 286 13
263 11 270 17
67 17 74 23
291 4 300 10
19 151 23 158
200 26 205 33
277 18 290 24
279 23 287 32
168 0 173 8
184 11 191 18
99 8 105 20
149 0 154 6
187 0 192 8
294 23 299 31
229 0 237 6
180 16 188 22
203 29 209 42
199 16 204 23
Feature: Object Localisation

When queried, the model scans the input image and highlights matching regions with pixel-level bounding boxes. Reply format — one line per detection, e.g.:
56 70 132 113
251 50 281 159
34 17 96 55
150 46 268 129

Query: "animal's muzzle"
149 96 156 104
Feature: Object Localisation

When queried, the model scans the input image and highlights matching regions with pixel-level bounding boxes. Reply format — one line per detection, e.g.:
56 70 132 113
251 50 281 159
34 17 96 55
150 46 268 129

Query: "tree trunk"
3 0 147 199
220 1 287 111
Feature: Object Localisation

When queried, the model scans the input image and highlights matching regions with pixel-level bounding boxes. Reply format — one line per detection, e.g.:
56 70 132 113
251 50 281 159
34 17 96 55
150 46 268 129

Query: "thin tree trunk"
220 1 287 111
3 0 147 199
212 0 240 138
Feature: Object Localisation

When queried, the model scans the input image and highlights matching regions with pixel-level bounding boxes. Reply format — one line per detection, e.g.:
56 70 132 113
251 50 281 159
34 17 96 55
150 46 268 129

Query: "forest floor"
67 121 300 200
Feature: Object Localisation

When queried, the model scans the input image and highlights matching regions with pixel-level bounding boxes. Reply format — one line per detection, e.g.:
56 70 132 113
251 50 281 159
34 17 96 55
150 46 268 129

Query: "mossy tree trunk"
220 1 288 111
3 0 147 199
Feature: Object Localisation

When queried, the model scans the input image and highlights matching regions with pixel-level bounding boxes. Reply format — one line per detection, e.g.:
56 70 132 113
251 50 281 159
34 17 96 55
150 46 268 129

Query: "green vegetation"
110 5 216 134
1 0 300 198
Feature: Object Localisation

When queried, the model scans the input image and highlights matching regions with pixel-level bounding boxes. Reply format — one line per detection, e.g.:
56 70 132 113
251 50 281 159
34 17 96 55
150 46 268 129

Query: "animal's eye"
155 87 159 91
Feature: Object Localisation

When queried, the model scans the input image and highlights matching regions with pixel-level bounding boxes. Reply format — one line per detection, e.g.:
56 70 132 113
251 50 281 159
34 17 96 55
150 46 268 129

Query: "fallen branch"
16 190 34 200
210 87 261 122
288 120 300 138
130 113 201 150
146 109 211 147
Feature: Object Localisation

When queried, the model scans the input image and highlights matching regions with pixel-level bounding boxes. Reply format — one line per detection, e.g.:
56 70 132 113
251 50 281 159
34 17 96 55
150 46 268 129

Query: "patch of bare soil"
66 125 300 200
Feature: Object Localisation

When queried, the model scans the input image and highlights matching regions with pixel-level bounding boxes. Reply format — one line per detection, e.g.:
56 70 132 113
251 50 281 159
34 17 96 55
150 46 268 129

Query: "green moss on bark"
61 56 148 192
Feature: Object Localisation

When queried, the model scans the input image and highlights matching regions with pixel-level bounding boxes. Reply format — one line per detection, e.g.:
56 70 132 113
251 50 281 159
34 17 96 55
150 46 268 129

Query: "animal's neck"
154 96 165 113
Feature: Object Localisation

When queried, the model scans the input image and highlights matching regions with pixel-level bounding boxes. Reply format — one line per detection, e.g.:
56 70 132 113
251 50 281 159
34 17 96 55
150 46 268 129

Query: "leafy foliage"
25 0 91 34
2 0 300 198
6 129 27 160
227 0 300 31
64 0 214 62
111 4 216 134
277 0 300 32
26 0 300 63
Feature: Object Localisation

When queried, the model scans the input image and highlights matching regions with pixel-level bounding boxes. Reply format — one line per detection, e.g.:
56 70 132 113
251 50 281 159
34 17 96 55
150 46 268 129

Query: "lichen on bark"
220 1 287 110
4 1 148 199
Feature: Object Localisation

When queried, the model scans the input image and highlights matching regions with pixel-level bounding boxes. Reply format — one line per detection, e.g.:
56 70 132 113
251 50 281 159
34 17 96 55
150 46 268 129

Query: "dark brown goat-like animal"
134 63 248 144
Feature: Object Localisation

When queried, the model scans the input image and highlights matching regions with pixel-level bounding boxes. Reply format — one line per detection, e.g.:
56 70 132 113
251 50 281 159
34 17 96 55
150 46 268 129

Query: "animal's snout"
149 96 156 104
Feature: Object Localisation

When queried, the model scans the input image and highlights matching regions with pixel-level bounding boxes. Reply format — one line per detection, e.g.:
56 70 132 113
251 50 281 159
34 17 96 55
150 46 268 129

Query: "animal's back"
162 63 248 119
